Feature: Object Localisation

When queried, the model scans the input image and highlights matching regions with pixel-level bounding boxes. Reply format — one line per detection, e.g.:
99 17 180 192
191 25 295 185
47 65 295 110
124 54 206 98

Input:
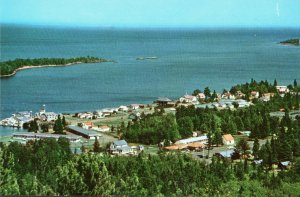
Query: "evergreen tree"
252 138 260 159
62 116 67 128
273 79 278 87
294 79 298 88
93 138 101 153
54 115 64 134
28 119 38 133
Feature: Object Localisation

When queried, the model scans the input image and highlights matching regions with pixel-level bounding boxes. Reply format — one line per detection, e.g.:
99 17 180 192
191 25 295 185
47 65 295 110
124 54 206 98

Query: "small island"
280 38 300 46
0 56 109 77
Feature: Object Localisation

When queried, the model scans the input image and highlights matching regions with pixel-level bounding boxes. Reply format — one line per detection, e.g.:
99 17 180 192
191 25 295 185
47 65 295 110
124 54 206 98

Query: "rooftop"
67 125 99 137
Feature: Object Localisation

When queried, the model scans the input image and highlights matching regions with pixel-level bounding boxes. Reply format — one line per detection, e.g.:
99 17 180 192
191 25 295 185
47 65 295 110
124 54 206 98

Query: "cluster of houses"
162 133 235 151
0 105 58 128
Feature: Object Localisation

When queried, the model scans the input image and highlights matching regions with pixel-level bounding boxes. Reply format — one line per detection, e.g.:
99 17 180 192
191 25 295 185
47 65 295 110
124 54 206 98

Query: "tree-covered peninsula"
0 56 109 77
280 39 300 46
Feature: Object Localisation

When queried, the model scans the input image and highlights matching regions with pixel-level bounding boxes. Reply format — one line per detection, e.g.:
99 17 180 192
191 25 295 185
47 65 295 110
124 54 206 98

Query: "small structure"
130 104 140 110
110 140 132 155
222 134 235 146
222 92 235 100
164 144 188 151
279 161 292 170
276 86 289 94
67 125 100 139
251 91 259 98
187 142 206 151
197 93 206 100
175 135 208 145
118 106 129 112
156 97 173 107
238 131 251 136
13 132 81 142
252 159 263 165
215 150 235 159
98 125 110 132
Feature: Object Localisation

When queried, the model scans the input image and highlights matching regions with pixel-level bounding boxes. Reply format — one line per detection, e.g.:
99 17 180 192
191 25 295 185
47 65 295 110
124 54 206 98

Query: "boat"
136 56 158 60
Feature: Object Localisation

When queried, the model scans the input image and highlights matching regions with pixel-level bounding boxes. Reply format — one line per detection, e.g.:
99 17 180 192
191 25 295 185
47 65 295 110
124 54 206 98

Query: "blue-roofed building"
110 140 133 155
215 150 235 159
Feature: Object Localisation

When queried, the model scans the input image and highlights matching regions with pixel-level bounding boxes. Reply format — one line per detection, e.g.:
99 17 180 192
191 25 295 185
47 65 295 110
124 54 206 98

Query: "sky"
1 0 300 28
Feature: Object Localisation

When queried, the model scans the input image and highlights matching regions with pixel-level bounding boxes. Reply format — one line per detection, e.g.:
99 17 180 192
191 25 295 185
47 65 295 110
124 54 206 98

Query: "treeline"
123 112 181 144
122 81 299 145
280 38 300 45
1 139 300 196
0 56 107 76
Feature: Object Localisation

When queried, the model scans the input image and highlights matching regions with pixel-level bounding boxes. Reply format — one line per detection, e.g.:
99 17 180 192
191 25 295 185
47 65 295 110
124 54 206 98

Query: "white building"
110 140 133 155
179 95 199 104
276 86 289 94
222 134 235 146
35 105 58 121
175 135 208 145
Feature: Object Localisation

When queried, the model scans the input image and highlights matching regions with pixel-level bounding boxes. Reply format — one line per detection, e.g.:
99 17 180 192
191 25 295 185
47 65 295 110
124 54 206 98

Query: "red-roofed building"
222 134 235 146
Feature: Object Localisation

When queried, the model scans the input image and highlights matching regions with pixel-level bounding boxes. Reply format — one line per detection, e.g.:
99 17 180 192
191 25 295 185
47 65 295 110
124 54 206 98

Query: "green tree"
93 138 101 153
252 138 260 159
54 115 64 134
177 117 194 138
28 119 38 133
204 87 211 98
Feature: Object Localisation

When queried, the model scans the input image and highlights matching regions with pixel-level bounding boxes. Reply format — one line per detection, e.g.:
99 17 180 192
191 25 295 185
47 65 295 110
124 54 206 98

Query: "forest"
1 138 300 196
0 56 107 76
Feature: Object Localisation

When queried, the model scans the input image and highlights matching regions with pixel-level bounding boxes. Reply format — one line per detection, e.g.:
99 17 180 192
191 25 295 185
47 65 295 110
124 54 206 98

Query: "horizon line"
2 22 300 29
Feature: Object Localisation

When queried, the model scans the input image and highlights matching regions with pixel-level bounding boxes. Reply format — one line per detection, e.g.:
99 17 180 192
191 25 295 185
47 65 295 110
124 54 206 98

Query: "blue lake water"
1 25 300 135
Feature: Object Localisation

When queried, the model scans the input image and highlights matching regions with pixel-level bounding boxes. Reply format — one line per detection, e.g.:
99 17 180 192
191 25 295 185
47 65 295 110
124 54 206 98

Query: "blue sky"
1 0 300 27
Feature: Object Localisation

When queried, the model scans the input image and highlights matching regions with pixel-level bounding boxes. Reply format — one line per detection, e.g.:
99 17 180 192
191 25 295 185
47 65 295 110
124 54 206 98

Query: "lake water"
1 25 300 135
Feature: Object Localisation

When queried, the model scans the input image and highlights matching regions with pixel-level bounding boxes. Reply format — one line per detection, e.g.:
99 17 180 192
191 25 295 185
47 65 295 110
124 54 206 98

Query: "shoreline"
0 60 112 78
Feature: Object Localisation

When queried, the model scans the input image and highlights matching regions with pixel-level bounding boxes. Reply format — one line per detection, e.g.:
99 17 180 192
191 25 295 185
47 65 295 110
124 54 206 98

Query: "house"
251 91 259 98
98 125 110 132
35 105 58 121
222 92 235 100
110 140 133 155
82 122 94 129
279 161 292 170
130 104 140 110
118 106 129 112
276 86 289 94
197 93 206 100
179 95 198 104
222 134 235 146
236 91 246 98
260 93 275 102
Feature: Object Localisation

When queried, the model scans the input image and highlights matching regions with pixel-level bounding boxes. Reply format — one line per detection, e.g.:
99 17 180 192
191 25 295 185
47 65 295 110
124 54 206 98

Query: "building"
156 97 173 107
251 91 259 98
13 132 81 142
98 125 110 132
175 135 208 145
110 140 133 155
35 105 58 121
279 161 292 170
67 125 100 139
82 122 94 129
130 104 140 110
215 150 235 159
222 92 235 100
222 134 235 146
276 86 289 94
118 106 129 112
179 95 198 104
197 93 206 100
